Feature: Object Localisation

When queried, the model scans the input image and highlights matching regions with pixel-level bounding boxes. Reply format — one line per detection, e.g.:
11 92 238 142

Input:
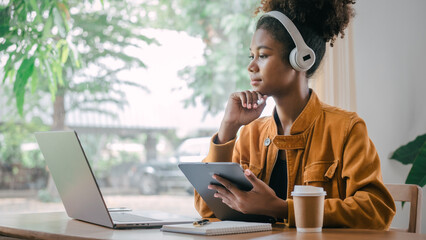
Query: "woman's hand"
217 91 268 143
208 169 287 219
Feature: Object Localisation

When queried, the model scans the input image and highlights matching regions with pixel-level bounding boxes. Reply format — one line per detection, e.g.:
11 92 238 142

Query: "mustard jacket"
195 91 395 229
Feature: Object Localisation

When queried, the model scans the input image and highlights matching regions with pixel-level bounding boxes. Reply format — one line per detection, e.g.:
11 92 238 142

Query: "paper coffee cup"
291 185 326 233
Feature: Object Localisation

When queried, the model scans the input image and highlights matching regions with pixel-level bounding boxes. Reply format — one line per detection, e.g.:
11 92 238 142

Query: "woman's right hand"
217 91 268 143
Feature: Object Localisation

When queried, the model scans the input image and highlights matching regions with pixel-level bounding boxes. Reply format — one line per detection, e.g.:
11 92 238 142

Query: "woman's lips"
250 78 261 86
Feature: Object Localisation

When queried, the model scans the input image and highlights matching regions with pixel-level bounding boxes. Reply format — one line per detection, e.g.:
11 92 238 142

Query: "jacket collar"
269 89 322 150
289 89 322 135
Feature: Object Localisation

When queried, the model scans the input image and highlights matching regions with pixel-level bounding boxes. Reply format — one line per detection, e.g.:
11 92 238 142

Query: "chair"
385 183 422 233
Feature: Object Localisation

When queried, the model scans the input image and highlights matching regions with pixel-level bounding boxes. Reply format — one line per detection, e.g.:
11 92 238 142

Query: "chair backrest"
385 183 422 233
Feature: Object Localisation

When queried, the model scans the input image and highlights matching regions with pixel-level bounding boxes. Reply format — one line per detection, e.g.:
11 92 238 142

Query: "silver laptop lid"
35 131 114 228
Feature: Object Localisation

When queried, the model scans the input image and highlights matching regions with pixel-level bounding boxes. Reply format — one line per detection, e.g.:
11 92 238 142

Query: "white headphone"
261 11 316 72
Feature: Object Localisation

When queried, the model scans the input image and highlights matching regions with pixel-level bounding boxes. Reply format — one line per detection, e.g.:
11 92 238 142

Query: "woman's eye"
248 54 268 60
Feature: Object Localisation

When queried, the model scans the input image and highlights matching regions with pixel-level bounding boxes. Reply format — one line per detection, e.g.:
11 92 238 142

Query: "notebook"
35 130 194 229
161 221 272 236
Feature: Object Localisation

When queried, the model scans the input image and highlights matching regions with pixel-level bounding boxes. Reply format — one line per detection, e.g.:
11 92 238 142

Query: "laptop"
35 130 195 229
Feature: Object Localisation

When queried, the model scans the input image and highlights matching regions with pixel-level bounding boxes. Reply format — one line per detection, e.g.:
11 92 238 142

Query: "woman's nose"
247 60 259 73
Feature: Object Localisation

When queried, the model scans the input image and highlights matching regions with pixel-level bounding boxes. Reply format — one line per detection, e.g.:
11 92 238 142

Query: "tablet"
178 162 275 223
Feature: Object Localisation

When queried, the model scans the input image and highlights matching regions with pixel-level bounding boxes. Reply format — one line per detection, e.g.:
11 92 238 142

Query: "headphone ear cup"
289 47 315 72
289 48 303 72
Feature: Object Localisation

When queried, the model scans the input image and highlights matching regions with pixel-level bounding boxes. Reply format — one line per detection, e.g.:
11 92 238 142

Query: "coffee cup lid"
291 185 327 196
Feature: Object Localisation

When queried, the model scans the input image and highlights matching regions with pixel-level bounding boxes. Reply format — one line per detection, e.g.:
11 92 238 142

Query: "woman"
194 0 395 229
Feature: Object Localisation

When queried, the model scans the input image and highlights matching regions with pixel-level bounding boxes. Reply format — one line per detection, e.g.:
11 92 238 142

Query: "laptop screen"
35 131 114 228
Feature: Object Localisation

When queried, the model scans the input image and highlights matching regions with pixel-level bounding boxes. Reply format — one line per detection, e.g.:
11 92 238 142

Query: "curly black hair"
254 0 356 77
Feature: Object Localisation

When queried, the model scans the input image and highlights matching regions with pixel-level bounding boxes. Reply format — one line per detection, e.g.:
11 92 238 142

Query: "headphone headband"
260 11 315 72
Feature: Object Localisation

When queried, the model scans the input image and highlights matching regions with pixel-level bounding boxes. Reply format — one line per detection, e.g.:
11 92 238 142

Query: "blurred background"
0 0 425 232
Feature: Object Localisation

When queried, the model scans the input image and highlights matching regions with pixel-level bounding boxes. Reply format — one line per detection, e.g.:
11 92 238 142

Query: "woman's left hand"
208 169 287 218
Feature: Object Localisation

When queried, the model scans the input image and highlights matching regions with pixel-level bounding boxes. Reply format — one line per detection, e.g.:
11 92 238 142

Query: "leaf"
30 67 39 93
17 3 26 22
53 60 64 86
68 42 80 68
42 15 53 39
37 53 45 76
43 58 57 96
405 141 426 188
52 7 66 38
390 134 426 164
5 69 16 84
0 39 13 51
28 0 39 14
2 55 14 83
61 43 69 64
57 2 70 21
0 25 9 37
13 56 36 116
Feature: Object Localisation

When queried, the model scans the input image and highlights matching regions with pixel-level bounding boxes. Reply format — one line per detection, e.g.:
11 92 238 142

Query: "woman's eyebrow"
249 45 274 51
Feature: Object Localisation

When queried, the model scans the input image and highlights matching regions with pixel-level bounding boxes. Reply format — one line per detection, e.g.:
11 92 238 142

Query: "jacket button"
264 138 271 146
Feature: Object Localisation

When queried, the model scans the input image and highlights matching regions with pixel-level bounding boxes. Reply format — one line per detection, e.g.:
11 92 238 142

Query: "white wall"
353 0 426 233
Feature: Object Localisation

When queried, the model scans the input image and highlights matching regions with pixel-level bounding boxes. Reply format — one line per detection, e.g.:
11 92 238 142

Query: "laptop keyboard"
110 212 160 222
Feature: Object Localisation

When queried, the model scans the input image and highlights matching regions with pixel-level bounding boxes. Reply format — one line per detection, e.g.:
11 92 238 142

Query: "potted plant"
390 134 426 188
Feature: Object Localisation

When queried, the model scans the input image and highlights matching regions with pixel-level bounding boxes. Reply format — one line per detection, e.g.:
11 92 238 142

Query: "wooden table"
0 212 425 240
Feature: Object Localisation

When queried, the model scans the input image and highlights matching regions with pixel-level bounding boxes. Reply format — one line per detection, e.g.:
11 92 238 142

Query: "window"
0 0 258 217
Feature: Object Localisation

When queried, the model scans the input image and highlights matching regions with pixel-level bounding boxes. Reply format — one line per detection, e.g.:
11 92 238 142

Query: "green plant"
1 0 155 122
390 133 426 188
